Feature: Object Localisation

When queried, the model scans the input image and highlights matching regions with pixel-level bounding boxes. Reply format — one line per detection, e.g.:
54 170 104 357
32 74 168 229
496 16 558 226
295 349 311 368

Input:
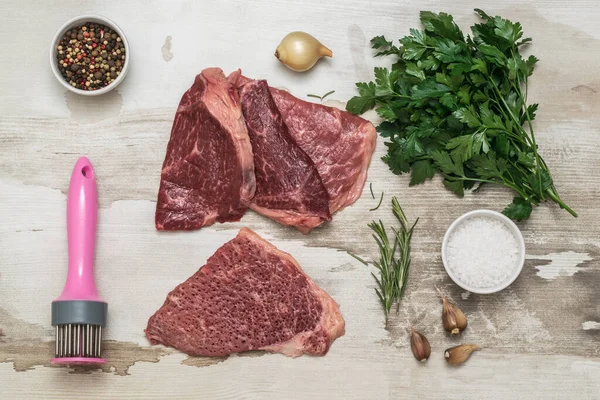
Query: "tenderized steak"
145 228 345 357
155 68 255 230
239 80 331 232
229 70 376 213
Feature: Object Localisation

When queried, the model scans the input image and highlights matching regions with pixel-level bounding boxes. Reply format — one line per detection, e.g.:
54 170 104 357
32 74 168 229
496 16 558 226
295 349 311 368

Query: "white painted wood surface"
1 0 599 398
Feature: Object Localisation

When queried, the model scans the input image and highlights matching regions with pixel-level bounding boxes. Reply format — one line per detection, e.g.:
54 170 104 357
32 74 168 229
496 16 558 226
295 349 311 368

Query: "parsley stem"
447 176 494 184
511 85 548 199
489 79 547 199
448 175 528 199
391 91 411 98
546 189 578 217
488 79 532 144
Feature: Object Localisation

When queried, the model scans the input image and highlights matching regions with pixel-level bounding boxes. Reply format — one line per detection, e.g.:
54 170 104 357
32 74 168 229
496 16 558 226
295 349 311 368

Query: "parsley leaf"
371 35 400 56
410 160 436 185
374 67 400 96
371 35 394 49
446 135 473 162
470 151 507 180
346 82 377 114
523 103 538 123
453 106 481 128
443 178 465 197
493 17 524 45
405 63 426 81
433 38 468 63
412 80 451 100
439 93 458 110
528 169 553 198
377 121 400 138
420 11 464 41
346 95 375 115
478 44 507 66
400 29 429 60
431 151 464 176
503 196 533 221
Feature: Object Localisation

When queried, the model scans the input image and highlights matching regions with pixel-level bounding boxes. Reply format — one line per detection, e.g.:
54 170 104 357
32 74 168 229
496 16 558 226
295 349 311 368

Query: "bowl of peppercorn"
50 15 129 95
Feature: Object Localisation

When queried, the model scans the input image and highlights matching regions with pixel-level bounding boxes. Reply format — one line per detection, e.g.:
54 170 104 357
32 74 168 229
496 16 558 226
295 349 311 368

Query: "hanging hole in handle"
81 166 94 179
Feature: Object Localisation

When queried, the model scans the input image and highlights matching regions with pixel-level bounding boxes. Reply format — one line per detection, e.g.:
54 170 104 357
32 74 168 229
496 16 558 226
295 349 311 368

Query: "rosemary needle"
321 90 335 100
370 191 384 211
368 197 418 328
347 251 368 265
307 90 335 102
369 182 375 199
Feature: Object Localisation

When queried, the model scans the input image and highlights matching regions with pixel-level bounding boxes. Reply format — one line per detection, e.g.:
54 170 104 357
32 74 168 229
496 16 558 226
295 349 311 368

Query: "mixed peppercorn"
56 22 126 91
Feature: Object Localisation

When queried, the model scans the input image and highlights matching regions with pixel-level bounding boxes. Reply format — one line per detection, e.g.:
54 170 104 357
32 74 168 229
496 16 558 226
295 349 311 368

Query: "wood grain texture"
1 0 599 398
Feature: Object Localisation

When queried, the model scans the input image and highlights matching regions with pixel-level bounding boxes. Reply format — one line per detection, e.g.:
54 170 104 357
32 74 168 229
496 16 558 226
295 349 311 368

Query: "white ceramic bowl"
50 15 130 96
441 209 526 294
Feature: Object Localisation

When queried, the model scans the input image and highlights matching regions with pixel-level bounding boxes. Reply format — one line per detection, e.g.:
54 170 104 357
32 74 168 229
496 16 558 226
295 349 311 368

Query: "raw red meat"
229 70 376 213
270 89 376 213
155 68 255 230
145 228 345 357
239 79 331 232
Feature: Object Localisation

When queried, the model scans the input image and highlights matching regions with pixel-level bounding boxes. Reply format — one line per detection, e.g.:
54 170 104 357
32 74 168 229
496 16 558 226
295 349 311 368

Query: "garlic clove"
410 327 431 362
441 295 468 335
444 344 480 365
275 31 332 72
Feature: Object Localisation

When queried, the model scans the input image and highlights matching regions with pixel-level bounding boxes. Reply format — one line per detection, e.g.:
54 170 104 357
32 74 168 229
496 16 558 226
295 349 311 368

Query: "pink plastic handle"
55 157 103 302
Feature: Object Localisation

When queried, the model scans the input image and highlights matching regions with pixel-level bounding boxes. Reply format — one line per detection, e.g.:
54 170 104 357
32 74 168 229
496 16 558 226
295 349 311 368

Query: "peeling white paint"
527 251 593 280
511 310 552 343
478 311 497 334
499 291 552 343
582 321 600 330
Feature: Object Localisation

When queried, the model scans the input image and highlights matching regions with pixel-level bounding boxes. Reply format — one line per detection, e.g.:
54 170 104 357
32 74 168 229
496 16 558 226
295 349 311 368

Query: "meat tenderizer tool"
51 157 107 365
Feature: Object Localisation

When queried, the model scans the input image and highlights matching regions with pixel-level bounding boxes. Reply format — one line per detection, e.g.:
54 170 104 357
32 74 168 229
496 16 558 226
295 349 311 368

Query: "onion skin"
275 31 332 72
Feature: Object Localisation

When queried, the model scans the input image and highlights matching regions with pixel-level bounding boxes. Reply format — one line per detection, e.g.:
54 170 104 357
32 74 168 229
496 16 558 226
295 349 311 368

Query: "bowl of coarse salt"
441 210 525 294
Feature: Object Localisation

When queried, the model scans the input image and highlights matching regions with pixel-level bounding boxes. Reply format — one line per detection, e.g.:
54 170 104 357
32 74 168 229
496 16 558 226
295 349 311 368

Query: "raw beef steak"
145 228 345 357
270 89 376 213
239 80 331 232
229 70 376 213
155 68 255 230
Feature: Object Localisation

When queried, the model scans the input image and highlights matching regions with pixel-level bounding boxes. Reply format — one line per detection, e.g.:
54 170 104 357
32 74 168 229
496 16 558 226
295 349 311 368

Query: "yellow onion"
275 32 332 72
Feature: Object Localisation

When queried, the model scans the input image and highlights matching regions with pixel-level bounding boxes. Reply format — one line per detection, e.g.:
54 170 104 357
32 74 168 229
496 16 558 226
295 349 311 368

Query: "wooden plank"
1 0 599 398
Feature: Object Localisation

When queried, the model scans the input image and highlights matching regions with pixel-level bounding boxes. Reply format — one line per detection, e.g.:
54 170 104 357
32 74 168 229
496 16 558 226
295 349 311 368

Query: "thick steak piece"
145 228 345 357
229 71 376 213
270 89 376 213
239 80 331 232
155 68 255 230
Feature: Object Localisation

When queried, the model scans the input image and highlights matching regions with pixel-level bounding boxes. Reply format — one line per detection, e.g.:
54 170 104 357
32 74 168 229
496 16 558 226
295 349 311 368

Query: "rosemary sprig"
368 197 418 328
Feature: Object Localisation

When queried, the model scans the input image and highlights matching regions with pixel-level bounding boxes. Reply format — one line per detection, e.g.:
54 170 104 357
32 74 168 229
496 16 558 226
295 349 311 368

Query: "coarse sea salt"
446 216 519 289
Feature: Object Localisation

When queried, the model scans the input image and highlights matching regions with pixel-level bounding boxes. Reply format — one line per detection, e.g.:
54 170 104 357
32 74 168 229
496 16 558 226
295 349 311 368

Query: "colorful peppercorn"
56 22 125 91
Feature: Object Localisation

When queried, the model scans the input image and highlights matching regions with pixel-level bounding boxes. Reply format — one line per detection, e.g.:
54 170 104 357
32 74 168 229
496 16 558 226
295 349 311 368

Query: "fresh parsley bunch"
347 9 576 220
